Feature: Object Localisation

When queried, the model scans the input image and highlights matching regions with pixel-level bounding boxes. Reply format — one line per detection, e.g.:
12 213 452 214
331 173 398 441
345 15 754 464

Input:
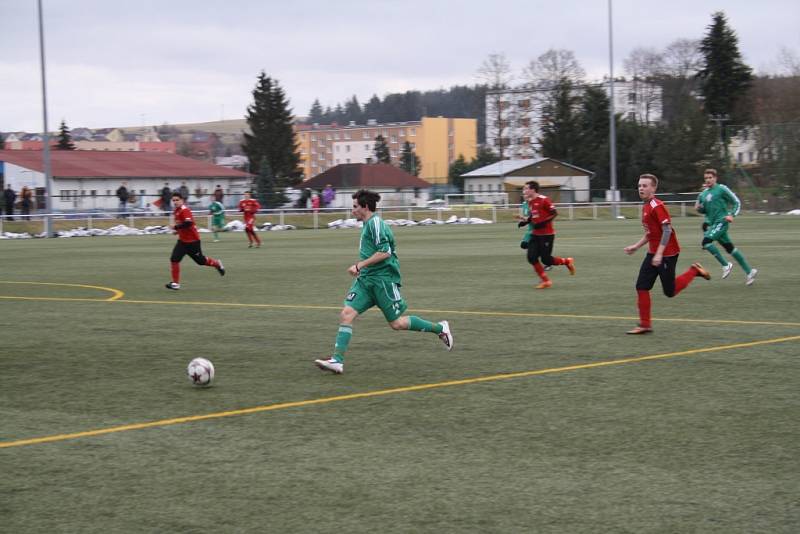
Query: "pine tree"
399 141 421 176
448 154 471 191
0 134 5 150
373 135 391 164
537 78 581 160
242 72 302 196
574 86 611 189
344 95 363 124
308 99 324 124
56 119 76 150
697 11 753 122
255 157 287 208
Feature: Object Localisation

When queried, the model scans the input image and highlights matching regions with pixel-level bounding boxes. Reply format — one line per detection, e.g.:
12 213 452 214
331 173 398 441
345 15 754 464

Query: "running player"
624 174 711 334
516 180 575 289
238 191 262 248
166 192 225 290
695 168 757 285
209 197 225 242
314 189 453 374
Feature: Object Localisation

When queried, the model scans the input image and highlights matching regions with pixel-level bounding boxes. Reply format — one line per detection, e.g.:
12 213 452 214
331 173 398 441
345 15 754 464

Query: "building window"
344 132 351 140
628 112 636 121
409 128 416 136
519 118 530 128
518 99 530 109
346 145 351 152
628 93 637 104
399 129 405 137
390 136 397 143
362 131 370 139
737 152 743 163
748 151 754 162
346 158 351 164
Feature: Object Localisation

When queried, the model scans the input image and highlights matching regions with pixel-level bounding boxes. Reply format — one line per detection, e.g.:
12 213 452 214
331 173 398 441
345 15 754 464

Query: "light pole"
37 0 54 237
607 0 619 217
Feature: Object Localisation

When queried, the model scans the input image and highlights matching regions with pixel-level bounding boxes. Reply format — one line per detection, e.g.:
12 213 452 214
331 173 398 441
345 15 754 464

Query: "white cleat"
722 262 733 279
437 320 454 351
745 268 758 286
165 282 180 290
314 358 343 374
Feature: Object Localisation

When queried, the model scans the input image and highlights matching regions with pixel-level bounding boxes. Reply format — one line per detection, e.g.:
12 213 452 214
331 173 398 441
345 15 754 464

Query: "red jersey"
527 194 557 235
238 198 261 224
173 204 200 243
642 197 679 256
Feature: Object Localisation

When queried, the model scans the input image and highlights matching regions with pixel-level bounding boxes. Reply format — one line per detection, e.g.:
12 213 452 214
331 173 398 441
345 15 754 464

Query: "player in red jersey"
516 181 575 289
238 190 262 248
623 174 710 334
165 192 225 290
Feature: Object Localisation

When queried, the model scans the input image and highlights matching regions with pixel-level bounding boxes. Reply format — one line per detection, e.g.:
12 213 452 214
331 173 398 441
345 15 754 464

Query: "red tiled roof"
303 163 431 189
0 150 251 178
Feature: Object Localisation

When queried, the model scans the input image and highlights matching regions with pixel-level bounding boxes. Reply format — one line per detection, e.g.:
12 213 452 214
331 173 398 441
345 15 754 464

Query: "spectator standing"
178 181 190 202
159 183 172 215
3 185 16 220
311 193 321 212
322 184 335 207
20 186 33 218
213 185 224 204
116 181 130 218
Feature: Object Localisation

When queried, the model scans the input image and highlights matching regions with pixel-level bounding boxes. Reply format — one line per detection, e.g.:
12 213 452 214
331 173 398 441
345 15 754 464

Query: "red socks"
550 257 567 266
636 290 652 328
205 257 220 268
674 267 697 296
532 262 550 282
170 262 180 283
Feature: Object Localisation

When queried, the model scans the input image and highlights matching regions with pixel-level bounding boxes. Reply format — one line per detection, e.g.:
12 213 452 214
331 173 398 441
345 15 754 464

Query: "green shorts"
211 216 225 229
704 220 731 244
344 277 407 321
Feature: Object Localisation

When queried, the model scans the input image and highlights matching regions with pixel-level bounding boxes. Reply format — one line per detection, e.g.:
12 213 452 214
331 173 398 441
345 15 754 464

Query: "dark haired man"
516 180 575 289
165 192 225 290
315 189 453 374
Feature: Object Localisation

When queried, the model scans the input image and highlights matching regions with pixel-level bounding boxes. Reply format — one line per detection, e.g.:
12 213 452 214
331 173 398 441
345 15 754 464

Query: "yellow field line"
0 281 124 301
2 294 798 328
2 335 798 449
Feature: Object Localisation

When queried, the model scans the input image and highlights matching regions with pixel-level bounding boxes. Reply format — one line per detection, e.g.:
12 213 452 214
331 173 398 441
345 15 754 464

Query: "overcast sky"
1 0 798 133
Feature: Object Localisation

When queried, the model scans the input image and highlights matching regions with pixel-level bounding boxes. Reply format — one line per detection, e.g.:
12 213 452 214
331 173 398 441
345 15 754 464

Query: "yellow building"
295 117 476 184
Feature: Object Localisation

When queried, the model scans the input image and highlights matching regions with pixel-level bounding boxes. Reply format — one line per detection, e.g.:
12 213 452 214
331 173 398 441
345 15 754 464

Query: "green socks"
704 243 727 266
731 248 752 273
333 324 352 362
408 316 443 334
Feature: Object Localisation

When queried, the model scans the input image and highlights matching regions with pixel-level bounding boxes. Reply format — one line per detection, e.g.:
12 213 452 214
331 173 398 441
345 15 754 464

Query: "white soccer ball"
187 357 215 387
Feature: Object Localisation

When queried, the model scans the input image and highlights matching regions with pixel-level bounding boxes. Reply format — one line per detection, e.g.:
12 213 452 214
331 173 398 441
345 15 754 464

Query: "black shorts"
526 234 556 265
636 253 678 297
171 240 207 265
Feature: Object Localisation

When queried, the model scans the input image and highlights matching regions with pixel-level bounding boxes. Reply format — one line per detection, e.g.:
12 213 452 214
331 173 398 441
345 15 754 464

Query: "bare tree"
662 38 703 78
623 47 665 124
523 49 585 89
477 53 514 158
778 47 800 76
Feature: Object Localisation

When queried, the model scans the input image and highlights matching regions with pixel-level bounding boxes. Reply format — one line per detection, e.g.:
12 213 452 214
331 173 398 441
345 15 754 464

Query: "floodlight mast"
37 0 54 237
608 0 619 217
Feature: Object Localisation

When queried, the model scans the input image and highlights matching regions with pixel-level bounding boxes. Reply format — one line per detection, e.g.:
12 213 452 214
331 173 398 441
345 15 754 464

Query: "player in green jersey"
695 168 757 285
208 199 225 242
315 189 453 374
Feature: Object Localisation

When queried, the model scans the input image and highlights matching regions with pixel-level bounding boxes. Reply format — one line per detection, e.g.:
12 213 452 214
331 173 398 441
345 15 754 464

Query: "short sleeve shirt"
174 205 200 243
642 197 679 256
358 214 401 283
528 195 556 235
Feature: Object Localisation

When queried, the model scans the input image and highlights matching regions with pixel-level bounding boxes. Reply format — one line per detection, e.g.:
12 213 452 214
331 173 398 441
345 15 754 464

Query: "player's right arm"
624 234 648 255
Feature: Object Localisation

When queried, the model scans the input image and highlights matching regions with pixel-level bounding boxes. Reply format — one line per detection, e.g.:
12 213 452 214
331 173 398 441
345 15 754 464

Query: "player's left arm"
651 223 671 266
534 202 557 229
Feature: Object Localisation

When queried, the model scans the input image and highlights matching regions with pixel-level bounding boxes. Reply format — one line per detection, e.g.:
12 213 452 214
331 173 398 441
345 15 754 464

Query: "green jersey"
209 201 225 224
520 201 533 240
697 183 740 223
358 214 401 283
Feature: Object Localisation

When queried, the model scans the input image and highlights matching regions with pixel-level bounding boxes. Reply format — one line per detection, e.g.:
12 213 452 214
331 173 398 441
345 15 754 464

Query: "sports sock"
333 324 352 362
550 257 567 265
170 262 180 283
636 289 651 328
205 257 220 268
674 266 698 295
213 231 219 240
408 316 443 334
704 243 727 266
532 262 550 281
731 248 752 273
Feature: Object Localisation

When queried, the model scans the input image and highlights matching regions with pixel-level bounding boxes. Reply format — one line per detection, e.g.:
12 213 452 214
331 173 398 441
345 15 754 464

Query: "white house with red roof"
0 150 252 211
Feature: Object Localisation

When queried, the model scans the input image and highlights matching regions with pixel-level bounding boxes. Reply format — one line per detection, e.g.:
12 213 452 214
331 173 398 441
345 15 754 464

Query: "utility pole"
607 0 619 217
37 0 53 237
710 114 730 166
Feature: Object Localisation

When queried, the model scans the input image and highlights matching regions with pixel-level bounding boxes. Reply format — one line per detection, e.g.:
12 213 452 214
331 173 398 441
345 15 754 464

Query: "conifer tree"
398 141 421 176
373 135 391 164
255 157 287 208
537 78 581 161
308 99 324 124
56 119 76 150
697 11 753 122
242 72 302 194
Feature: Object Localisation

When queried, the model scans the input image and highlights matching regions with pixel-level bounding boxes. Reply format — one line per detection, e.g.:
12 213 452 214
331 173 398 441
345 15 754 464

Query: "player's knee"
170 255 181 263
388 318 406 331
339 307 358 323
663 287 676 298
701 237 713 248
541 255 554 266
192 255 207 266
722 242 735 254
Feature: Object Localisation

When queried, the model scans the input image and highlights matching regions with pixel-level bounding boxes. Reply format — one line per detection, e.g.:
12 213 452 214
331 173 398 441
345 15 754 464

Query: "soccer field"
1 216 799 533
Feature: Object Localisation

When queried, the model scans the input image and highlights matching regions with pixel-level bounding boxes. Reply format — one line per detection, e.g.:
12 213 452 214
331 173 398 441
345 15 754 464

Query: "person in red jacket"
623 174 710 334
238 190 262 248
166 192 225 290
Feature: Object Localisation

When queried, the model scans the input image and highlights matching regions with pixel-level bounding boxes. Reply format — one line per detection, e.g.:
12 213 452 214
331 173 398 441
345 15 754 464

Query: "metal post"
608 0 619 219
37 0 53 237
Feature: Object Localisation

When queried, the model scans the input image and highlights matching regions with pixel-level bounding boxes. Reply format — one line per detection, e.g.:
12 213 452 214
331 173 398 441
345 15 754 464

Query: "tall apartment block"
296 116 477 184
